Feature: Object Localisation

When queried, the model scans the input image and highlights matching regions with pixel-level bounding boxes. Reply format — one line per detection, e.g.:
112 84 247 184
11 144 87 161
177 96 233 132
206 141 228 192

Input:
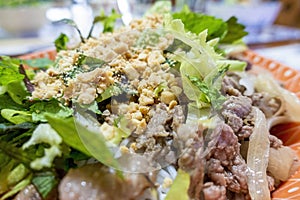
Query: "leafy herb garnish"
54 33 69 52
88 9 121 37
187 64 229 110
172 6 247 44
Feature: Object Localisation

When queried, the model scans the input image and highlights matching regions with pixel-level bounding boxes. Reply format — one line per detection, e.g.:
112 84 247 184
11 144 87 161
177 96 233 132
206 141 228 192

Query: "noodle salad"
0 4 299 200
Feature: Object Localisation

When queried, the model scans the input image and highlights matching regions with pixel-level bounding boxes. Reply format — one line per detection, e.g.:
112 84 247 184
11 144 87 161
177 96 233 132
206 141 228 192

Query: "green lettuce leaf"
46 115 91 156
0 174 32 200
6 81 29 105
1 109 32 124
30 99 73 122
0 94 25 111
164 14 246 109
0 56 24 86
73 111 120 169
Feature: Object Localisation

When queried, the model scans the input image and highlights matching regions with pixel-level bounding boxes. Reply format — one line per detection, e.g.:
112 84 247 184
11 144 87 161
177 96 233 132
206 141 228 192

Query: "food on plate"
0 5 300 200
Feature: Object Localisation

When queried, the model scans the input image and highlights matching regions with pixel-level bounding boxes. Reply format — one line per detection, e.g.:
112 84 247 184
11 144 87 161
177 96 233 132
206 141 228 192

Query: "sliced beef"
135 103 185 162
206 123 249 197
206 158 226 186
269 135 283 149
221 96 252 133
237 125 253 140
14 185 43 200
221 73 245 96
251 92 281 118
202 182 227 200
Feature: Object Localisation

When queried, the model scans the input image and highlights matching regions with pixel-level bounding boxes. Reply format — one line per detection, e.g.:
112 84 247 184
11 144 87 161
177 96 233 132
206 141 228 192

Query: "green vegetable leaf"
30 99 73 122
0 174 32 200
97 84 122 102
6 81 29 105
172 6 227 41
0 140 33 166
46 115 91 156
172 6 247 44
1 109 32 124
165 169 190 200
0 94 25 111
24 58 54 69
75 54 106 69
77 101 102 115
0 122 34 135
7 164 30 187
0 57 24 86
54 33 69 52
32 171 58 199
187 63 229 110
89 8 121 37
73 111 120 169
0 158 15 195
220 17 248 44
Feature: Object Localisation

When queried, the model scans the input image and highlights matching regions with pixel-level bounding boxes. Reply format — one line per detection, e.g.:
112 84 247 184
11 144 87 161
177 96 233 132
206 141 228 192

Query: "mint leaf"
54 33 69 52
220 17 248 44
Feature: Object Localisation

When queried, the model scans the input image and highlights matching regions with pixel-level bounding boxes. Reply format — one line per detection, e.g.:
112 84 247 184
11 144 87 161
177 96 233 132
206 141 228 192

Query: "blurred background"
0 0 299 69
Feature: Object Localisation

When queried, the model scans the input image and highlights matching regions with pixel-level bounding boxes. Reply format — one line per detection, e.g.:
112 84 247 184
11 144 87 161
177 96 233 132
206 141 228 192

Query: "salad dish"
1 5 300 200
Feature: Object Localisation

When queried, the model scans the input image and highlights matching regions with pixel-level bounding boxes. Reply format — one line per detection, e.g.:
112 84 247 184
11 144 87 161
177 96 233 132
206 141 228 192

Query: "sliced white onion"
254 73 300 123
247 107 270 200
268 146 297 181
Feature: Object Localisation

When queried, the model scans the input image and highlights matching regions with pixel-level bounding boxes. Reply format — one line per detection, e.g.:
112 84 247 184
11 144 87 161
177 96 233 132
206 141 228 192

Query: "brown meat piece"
251 92 281 118
59 163 152 200
178 129 205 200
269 134 283 149
14 185 42 200
202 182 227 200
221 96 252 133
221 73 245 96
207 124 249 196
